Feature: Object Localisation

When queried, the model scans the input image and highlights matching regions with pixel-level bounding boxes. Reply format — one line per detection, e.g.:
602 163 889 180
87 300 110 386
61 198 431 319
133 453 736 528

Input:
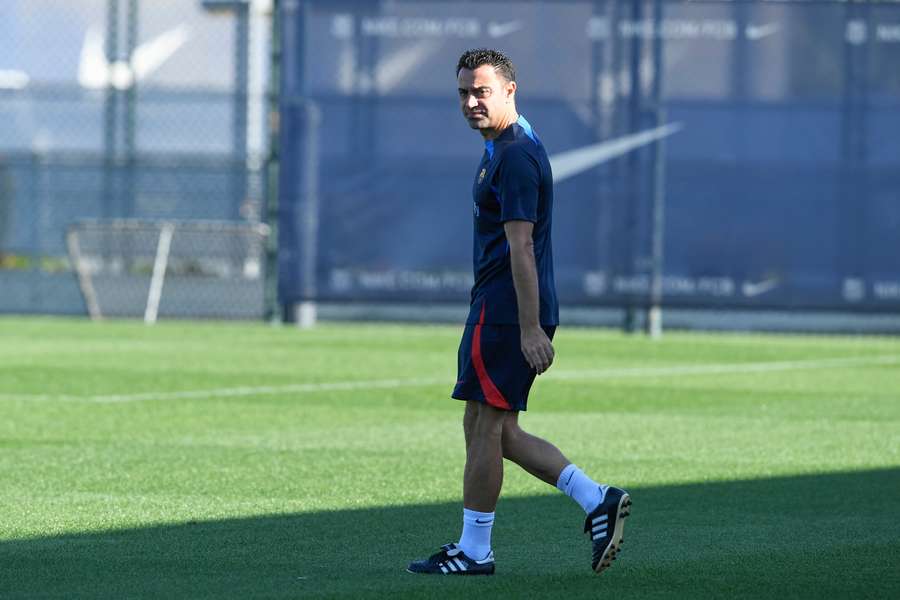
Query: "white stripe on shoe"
454 557 467 571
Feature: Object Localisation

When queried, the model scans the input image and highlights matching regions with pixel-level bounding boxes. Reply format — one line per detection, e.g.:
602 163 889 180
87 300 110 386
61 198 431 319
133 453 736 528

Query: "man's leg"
455 400 508 561
500 411 569 485
501 413 606 512
502 413 631 574
406 400 500 575
463 400 507 511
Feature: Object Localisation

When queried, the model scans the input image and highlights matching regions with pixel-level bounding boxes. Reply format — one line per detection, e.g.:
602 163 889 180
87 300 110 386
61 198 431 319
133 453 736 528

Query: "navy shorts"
451 322 557 412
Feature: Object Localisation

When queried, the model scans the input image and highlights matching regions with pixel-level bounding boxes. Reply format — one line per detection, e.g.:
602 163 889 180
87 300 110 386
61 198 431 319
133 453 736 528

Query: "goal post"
66 219 269 322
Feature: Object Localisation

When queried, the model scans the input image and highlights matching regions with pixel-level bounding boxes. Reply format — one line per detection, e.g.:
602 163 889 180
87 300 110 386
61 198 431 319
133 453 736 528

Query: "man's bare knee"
501 415 526 459
470 403 507 442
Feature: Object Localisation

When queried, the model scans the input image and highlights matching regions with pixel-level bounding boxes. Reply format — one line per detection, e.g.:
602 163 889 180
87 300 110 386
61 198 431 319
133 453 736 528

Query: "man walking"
408 49 631 576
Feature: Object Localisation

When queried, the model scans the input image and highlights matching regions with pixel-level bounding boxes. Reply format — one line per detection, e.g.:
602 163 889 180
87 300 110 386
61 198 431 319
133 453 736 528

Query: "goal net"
66 219 269 322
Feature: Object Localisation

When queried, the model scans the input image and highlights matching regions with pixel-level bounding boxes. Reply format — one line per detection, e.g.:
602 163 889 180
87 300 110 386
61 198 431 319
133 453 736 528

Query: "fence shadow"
2 468 898 599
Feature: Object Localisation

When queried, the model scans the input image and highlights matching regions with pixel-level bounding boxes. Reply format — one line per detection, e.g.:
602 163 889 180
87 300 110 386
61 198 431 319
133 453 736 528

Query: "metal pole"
623 0 642 333
67 228 103 320
838 3 870 301
590 0 609 308
247 0 268 162
234 1 250 219
29 152 42 309
295 100 320 329
103 0 120 221
609 0 624 324
144 222 176 324
124 0 138 219
646 0 666 338
263 0 282 322
100 0 121 271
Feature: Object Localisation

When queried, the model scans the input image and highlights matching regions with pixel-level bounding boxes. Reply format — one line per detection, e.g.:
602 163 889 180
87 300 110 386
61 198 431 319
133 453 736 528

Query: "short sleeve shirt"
466 115 559 326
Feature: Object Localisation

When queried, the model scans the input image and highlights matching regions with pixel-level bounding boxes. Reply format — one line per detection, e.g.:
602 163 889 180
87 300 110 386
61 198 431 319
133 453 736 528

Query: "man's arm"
504 219 554 374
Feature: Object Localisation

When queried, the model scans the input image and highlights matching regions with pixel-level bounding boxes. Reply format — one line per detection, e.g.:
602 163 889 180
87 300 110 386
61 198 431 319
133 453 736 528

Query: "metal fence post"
103 0 120 224
124 0 138 219
646 0 666 338
263 0 282 322
234 1 250 220
294 99 320 329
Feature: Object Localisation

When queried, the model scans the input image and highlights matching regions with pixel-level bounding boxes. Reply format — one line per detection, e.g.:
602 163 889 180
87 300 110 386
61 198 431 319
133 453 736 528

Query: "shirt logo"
478 168 486 184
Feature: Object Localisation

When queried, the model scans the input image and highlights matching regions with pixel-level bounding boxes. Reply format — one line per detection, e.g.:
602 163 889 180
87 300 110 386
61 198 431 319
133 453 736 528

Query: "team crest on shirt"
478 168 486 184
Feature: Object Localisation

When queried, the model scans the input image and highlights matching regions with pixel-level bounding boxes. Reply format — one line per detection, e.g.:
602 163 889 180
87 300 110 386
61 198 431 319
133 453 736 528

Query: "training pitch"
0 317 898 599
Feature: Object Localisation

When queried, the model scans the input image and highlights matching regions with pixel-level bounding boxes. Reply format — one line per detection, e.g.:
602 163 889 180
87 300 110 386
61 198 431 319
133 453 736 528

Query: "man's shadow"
2 468 898 599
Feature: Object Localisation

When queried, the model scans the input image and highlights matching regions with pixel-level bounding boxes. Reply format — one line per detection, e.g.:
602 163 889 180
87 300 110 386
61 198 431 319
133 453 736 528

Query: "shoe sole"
593 493 631 575
405 568 494 576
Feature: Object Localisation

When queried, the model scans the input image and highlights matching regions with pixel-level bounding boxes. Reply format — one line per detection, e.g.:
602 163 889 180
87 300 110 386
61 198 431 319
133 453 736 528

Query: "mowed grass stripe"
0 317 898 598
2 353 897 403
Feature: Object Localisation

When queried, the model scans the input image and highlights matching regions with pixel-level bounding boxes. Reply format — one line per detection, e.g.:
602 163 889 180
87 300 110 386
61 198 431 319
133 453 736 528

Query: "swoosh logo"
374 39 441 93
746 22 780 41
549 123 683 183
487 20 523 38
78 24 191 89
742 278 780 297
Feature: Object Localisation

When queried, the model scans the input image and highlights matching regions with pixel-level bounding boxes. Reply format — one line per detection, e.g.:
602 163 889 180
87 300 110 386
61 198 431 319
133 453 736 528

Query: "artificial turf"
0 317 898 598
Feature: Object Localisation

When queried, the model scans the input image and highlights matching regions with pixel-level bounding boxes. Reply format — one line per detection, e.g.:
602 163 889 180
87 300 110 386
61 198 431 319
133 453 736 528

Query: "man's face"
457 65 515 131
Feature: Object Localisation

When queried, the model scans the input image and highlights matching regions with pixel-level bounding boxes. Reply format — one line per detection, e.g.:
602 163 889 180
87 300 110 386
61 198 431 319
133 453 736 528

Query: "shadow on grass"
2 469 899 599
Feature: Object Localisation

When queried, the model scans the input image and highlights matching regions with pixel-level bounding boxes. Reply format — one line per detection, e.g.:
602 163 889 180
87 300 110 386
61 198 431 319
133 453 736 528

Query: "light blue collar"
517 115 537 143
484 114 536 159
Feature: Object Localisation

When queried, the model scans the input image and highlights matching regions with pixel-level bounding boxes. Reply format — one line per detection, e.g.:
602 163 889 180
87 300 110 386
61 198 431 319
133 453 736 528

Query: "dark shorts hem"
450 391 524 411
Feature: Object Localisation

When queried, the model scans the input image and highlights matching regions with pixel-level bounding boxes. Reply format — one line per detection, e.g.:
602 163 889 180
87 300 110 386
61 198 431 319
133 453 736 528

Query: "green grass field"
1 316 898 599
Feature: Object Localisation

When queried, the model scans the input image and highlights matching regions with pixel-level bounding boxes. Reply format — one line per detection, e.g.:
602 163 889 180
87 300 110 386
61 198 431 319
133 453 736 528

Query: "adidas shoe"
584 486 631 574
407 543 495 575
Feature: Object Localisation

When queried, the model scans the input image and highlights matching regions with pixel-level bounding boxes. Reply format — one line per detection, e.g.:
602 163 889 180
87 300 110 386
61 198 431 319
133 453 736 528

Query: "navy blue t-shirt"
466 115 559 326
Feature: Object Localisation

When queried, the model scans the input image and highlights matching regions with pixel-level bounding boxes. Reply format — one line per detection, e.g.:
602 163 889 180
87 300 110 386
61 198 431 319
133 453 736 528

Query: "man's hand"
521 325 554 375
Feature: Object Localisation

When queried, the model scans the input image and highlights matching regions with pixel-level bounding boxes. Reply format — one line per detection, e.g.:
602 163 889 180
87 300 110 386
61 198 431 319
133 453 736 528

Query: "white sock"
556 463 608 514
458 508 494 561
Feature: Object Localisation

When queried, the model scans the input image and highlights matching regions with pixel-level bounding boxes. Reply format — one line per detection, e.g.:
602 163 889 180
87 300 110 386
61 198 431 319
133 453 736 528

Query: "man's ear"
506 80 517 100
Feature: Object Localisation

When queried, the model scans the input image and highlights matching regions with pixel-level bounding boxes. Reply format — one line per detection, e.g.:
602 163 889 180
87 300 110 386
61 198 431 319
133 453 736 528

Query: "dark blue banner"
278 0 900 312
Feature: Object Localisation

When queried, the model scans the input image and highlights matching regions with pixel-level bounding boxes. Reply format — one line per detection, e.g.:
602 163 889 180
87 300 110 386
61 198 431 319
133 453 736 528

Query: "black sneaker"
584 486 631 574
407 543 495 575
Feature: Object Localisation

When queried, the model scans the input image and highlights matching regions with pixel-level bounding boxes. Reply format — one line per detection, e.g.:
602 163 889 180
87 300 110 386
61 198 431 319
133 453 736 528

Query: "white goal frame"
66 219 269 323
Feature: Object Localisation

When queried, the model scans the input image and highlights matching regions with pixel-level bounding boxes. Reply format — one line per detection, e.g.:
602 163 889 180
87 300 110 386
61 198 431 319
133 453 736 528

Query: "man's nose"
467 95 479 109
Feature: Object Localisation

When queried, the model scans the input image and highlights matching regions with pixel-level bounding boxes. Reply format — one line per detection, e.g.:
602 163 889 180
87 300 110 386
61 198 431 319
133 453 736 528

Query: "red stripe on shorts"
471 303 511 410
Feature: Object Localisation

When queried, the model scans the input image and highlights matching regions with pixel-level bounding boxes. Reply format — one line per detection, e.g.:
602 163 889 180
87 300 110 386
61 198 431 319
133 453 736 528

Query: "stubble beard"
466 114 490 130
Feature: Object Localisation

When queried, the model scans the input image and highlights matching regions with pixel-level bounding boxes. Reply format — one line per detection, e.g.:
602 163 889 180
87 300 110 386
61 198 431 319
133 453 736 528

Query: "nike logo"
372 39 441 93
475 517 493 524
742 278 780 297
78 24 190 90
745 22 780 41
487 20 523 38
549 123 683 183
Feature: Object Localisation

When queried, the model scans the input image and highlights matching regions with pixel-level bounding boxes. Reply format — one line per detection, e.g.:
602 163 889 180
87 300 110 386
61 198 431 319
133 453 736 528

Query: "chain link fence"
0 0 270 318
